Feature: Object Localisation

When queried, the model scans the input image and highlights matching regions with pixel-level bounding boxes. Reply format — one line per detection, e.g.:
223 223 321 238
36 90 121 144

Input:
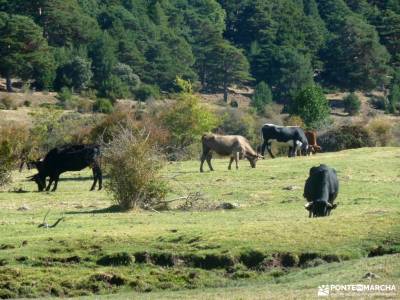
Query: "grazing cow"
305 131 322 155
200 134 262 172
303 164 339 217
29 144 102 192
260 124 309 158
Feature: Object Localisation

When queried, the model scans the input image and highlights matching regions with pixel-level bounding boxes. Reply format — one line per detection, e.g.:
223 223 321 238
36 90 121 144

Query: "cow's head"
247 154 263 168
305 200 337 217
28 173 46 192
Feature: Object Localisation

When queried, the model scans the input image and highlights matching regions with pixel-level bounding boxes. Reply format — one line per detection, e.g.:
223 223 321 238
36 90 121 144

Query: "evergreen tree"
291 85 330 129
0 13 54 91
322 16 391 90
207 42 252 102
252 81 273 113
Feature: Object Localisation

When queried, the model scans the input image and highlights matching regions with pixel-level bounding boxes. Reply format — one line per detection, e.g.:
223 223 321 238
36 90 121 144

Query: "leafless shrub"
103 125 169 210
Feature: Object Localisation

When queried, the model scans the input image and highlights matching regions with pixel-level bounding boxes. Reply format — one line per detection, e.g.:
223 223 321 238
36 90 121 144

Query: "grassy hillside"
0 148 399 298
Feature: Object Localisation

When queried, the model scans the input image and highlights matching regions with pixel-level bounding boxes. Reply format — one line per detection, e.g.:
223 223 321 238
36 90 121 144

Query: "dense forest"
0 0 399 105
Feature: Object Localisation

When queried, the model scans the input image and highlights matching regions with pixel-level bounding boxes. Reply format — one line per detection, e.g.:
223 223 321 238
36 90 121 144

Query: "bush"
23 100 31 107
343 93 361 115
0 141 13 187
134 84 160 102
104 126 168 210
369 96 388 111
93 98 113 114
160 81 219 154
218 108 258 145
0 96 14 110
367 118 393 146
318 124 374 152
291 85 330 129
57 87 73 104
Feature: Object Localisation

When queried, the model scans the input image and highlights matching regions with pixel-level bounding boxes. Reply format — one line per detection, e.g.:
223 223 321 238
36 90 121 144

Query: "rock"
17 204 30 211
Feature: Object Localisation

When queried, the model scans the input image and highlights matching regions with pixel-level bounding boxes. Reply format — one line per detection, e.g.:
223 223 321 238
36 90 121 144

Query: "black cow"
260 124 309 158
29 144 102 192
303 164 339 217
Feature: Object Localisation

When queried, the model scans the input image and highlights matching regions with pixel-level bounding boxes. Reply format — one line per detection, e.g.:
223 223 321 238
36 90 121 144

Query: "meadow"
0 147 399 299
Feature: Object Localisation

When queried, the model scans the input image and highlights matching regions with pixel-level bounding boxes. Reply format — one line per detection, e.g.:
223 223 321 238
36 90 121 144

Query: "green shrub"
103 126 168 210
161 82 219 153
318 124 374 152
291 85 330 129
57 87 73 104
343 93 361 115
93 98 113 114
134 84 160 102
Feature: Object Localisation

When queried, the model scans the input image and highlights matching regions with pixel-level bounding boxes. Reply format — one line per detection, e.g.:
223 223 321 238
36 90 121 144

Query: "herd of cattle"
23 124 338 218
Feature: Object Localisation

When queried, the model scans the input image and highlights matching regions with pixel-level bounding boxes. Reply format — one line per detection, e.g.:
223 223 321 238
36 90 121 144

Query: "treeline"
0 0 400 105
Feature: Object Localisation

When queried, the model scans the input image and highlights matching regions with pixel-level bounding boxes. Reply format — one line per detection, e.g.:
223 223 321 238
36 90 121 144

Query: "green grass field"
0 147 399 299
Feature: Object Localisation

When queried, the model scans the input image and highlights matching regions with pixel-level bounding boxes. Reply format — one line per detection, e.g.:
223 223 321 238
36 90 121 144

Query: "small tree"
252 81 273 113
103 126 168 210
161 78 219 150
291 85 330 129
343 93 361 116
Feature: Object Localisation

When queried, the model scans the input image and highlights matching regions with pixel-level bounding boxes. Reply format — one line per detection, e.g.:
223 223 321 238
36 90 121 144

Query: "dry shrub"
0 96 16 110
0 141 13 187
90 110 134 143
367 118 393 146
103 126 168 210
318 124 374 152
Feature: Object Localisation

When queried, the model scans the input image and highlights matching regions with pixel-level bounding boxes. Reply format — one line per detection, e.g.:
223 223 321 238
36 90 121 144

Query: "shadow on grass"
66 205 123 215
58 175 109 182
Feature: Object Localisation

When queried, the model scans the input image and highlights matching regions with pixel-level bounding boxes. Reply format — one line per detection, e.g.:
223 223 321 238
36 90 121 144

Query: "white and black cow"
260 124 309 158
303 164 339 218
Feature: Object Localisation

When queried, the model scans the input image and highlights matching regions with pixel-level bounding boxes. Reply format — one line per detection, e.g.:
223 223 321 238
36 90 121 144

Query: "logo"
318 285 330 297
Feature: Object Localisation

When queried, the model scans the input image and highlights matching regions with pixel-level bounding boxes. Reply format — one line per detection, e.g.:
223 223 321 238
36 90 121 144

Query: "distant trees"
0 0 399 101
0 13 54 91
322 16 391 91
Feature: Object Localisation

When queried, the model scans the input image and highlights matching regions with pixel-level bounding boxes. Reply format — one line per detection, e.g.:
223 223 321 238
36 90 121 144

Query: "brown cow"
200 134 262 172
305 131 322 155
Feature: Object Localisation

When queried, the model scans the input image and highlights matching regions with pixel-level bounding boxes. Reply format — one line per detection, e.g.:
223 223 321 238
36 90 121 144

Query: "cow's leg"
260 140 268 157
288 147 293 158
267 142 275 158
206 152 213 171
46 177 53 191
51 175 60 192
200 149 211 172
235 151 240 169
91 162 102 191
228 156 234 170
